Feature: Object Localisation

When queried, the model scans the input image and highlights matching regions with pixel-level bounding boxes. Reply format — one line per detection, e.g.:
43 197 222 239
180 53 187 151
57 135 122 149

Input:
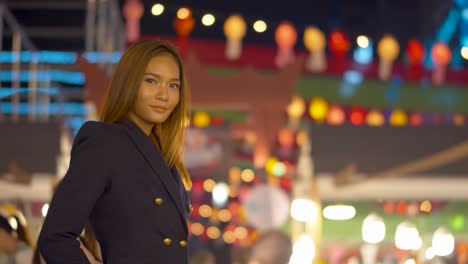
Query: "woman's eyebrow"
144 72 180 82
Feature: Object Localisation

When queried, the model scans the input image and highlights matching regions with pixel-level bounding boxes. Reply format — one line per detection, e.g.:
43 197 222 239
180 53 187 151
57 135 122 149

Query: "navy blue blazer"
38 119 191 264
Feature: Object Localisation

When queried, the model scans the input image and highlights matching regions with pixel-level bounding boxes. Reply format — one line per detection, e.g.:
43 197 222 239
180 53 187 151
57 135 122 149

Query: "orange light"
176 7 191 19
275 21 297 49
327 105 345 125
431 42 451 66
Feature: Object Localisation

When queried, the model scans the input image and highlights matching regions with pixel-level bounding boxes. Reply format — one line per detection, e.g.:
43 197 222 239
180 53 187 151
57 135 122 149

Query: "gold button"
163 238 172 246
154 198 163 205
189 204 193 213
179 240 187 247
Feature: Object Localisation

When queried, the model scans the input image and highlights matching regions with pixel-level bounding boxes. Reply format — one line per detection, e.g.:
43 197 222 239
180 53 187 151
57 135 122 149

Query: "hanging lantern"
173 7 195 37
278 128 295 147
405 39 425 81
193 111 211 128
287 96 306 119
366 109 385 127
390 109 408 126
431 42 451 85
406 39 425 65
303 26 326 72
173 7 195 53
265 157 279 175
274 21 297 68
328 30 350 56
224 14 247 60
287 96 306 130
409 113 423 126
326 105 345 126
123 0 144 43
377 34 400 80
308 97 328 122
328 30 350 73
349 107 366 126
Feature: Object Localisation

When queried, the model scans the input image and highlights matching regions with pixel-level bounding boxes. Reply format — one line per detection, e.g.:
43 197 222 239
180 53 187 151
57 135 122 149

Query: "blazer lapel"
117 119 188 230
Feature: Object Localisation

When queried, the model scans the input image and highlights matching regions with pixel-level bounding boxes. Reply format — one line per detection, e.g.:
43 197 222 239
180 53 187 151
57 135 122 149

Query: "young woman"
38 39 192 264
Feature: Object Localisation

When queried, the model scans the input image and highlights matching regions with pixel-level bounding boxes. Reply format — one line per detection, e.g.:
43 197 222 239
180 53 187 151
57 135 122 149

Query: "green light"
452 215 465 231
272 162 286 177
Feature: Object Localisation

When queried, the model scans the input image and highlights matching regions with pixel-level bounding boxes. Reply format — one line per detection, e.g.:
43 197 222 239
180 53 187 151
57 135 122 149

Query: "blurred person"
0 205 34 263
37 39 192 263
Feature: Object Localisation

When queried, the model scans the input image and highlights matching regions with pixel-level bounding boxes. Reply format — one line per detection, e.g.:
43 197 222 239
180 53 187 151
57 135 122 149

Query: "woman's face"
129 52 181 134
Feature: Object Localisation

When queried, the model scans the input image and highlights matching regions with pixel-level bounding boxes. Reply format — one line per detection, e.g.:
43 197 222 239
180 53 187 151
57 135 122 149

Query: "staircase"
0 0 124 133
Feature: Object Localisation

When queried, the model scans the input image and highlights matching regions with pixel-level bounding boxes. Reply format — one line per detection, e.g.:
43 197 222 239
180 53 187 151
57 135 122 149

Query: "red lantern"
349 107 366 126
173 7 195 54
211 116 224 126
409 113 423 126
406 39 425 65
173 16 195 37
328 30 350 56
405 39 425 81
396 201 407 215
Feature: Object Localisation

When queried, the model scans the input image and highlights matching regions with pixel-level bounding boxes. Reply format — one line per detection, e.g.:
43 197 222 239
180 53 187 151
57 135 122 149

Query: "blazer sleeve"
37 121 112 264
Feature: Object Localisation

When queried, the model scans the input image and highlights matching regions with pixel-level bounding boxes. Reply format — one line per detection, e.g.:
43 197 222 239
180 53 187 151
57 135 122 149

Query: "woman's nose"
155 85 169 100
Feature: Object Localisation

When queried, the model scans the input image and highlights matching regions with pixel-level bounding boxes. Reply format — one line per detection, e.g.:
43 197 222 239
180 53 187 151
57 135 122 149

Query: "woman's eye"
145 78 157 84
170 83 180 89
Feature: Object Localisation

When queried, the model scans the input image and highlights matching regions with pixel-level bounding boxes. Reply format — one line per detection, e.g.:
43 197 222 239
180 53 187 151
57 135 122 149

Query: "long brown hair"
100 39 192 190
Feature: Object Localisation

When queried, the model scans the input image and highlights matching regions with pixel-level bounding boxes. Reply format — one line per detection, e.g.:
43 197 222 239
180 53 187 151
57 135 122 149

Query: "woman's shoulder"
72 121 128 149
77 121 125 138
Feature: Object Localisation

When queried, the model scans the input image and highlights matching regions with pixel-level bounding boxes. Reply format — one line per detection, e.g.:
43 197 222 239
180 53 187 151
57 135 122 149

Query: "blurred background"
0 0 467 263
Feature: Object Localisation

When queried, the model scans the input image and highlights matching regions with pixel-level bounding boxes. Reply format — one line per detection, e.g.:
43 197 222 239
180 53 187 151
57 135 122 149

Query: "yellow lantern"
223 14 247 60
193 111 211 128
304 26 327 72
309 97 328 121
287 96 306 119
366 109 385 126
265 157 279 174
378 34 400 60
303 26 325 52
377 34 400 80
390 109 408 126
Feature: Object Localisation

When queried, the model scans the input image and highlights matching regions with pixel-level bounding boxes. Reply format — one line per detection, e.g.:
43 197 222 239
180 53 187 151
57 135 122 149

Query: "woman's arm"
37 122 112 264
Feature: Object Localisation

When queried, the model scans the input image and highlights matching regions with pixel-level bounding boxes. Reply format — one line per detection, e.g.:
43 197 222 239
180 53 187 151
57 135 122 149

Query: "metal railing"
0 0 125 121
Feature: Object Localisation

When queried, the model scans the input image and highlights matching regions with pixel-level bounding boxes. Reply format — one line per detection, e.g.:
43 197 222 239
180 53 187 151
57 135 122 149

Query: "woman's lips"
150 106 168 113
